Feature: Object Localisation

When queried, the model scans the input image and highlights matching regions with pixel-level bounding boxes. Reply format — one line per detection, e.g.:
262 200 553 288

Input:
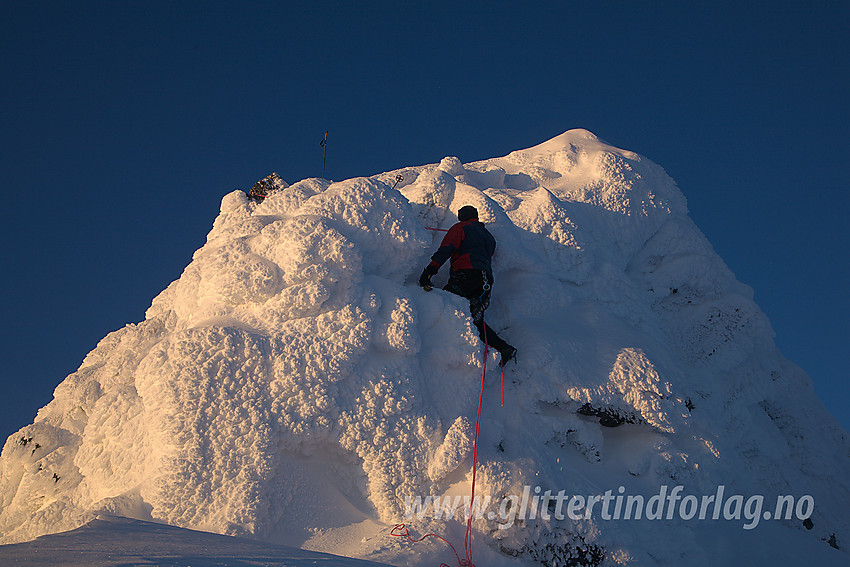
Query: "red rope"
463 321 488 564
390 524 469 567
391 315 493 566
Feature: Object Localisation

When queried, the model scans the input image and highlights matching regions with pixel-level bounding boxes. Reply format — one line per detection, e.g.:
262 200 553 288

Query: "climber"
419 205 517 367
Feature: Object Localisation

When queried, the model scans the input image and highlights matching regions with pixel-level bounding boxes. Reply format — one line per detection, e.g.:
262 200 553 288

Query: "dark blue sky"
2 1 847 438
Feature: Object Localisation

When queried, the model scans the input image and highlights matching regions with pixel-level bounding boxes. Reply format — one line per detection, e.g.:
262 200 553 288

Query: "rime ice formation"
1 130 848 566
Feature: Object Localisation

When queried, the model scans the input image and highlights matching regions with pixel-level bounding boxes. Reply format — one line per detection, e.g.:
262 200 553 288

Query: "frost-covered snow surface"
0 515 394 566
2 130 848 566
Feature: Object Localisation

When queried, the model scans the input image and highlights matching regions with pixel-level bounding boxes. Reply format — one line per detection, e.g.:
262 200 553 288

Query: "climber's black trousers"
443 269 512 354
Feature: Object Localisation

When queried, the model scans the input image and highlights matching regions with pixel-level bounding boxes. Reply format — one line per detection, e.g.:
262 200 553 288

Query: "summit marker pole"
321 131 328 179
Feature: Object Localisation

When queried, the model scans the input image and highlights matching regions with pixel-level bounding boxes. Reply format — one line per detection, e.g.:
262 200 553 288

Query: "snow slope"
1 129 848 566
0 515 394 566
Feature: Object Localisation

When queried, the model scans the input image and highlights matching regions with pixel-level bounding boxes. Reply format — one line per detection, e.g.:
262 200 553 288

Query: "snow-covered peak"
1 132 847 566
511 128 602 155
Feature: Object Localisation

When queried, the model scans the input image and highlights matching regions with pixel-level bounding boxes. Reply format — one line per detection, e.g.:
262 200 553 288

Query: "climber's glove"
419 264 438 291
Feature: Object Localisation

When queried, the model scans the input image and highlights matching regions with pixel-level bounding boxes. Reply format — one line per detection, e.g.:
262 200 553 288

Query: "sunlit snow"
1 130 847 566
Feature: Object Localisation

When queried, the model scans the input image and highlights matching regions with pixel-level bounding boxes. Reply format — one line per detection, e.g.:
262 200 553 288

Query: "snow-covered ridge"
1 130 847 566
